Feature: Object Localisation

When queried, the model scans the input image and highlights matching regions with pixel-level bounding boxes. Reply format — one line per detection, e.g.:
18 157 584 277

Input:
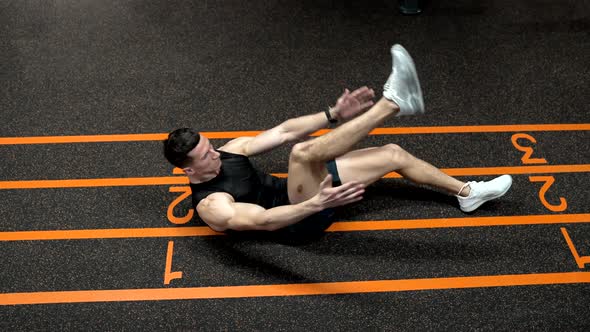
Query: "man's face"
183 135 221 178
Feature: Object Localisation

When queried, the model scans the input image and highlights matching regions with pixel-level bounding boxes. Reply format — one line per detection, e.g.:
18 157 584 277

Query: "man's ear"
183 167 194 175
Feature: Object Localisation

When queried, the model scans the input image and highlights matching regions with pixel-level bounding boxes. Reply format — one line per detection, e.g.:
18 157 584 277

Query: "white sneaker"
383 44 425 116
457 175 513 212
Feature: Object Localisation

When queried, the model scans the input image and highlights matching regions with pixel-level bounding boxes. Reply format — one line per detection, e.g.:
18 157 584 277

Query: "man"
163 44 512 234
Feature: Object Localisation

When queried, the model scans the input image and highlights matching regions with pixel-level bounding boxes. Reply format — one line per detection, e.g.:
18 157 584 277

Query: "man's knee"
384 143 409 163
290 141 316 163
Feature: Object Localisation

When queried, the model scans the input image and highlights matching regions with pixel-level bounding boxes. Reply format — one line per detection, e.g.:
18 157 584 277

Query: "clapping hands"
331 86 375 122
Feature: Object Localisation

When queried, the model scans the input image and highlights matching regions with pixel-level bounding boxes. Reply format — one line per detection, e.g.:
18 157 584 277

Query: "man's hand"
332 86 375 122
312 174 365 209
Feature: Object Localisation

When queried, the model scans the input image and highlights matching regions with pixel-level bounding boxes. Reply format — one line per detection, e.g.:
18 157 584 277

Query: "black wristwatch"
325 108 338 124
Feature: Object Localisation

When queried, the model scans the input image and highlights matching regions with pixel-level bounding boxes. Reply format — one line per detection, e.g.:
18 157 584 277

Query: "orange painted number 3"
510 133 547 164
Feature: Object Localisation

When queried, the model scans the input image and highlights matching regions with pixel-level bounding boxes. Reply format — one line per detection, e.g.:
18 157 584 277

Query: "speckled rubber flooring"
1 0 589 330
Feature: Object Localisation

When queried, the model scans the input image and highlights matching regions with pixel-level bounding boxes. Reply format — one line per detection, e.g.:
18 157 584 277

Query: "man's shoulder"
218 137 254 156
201 192 234 201
189 184 231 208
195 192 235 232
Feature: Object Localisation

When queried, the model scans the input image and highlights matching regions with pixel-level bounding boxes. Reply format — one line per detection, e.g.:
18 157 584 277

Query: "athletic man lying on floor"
163 44 512 234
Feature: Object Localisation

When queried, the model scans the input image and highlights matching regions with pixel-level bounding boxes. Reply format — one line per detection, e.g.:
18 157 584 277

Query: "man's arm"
197 193 322 232
219 87 375 157
197 175 364 231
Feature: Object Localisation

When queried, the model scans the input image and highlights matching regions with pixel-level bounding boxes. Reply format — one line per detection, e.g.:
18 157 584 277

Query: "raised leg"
287 44 425 204
294 98 400 163
287 98 399 204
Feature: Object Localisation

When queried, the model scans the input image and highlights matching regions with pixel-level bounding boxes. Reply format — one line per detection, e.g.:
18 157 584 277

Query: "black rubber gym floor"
2 0 589 330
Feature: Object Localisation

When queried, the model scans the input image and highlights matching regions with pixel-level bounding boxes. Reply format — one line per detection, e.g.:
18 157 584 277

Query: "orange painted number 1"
560 228 589 269
164 241 183 285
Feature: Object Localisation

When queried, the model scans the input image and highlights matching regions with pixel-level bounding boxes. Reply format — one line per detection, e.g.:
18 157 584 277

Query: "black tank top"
189 150 291 209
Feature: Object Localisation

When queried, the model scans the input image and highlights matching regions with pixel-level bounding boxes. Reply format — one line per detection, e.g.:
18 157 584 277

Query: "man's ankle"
380 97 401 114
458 183 471 197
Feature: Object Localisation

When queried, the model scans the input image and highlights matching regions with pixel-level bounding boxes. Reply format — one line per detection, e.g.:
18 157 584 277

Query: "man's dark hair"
163 128 201 168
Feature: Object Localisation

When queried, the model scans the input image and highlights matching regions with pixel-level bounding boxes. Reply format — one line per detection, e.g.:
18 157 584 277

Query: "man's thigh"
287 157 329 204
287 145 394 204
334 145 397 186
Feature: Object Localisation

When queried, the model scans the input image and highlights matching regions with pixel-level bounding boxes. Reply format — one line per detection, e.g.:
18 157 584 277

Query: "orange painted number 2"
167 186 194 224
529 176 568 212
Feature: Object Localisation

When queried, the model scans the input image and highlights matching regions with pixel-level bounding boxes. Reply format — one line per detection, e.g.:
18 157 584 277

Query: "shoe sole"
460 179 513 213
392 45 424 114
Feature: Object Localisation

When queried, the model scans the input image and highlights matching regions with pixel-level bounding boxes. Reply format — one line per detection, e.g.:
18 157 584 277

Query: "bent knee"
384 143 408 161
290 141 315 163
